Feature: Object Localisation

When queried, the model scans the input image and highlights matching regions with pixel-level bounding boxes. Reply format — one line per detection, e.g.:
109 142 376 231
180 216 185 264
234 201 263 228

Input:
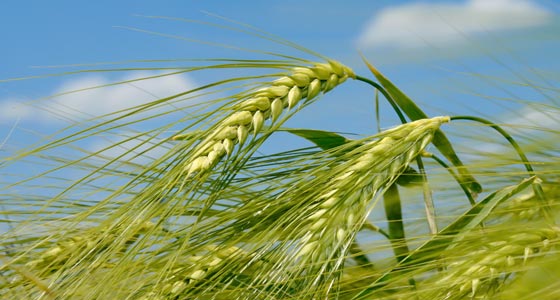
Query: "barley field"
1 5 559 300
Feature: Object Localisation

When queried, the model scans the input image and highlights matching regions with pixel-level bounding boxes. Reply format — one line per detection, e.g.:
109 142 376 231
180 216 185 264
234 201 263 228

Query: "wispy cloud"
357 0 553 50
0 72 196 123
505 104 560 133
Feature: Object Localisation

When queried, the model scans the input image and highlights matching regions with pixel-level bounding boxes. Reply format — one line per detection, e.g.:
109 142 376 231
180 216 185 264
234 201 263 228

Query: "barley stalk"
176 60 355 176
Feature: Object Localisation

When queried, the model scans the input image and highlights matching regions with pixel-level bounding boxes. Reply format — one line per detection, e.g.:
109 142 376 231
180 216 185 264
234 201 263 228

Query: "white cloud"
0 72 196 123
0 98 35 121
357 0 552 49
506 105 560 132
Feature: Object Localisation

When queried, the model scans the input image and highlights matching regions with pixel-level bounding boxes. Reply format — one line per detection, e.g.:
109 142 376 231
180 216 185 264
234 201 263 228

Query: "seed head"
176 60 355 176
295 117 449 268
433 225 559 298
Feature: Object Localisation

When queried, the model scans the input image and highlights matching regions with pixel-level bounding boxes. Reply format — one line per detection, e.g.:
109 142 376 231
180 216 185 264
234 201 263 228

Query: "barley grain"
252 110 264 135
237 125 249 145
287 86 302 108
270 98 283 123
223 138 234 156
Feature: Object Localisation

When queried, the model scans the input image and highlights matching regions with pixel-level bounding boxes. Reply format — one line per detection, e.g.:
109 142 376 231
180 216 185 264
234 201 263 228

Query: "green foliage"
1 25 559 300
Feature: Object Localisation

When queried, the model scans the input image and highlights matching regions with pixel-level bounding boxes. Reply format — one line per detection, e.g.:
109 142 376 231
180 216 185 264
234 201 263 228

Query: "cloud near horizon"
0 71 196 123
356 0 553 50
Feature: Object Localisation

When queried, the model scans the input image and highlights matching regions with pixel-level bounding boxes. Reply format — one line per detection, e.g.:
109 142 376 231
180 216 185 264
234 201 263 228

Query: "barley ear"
180 60 355 177
270 117 450 297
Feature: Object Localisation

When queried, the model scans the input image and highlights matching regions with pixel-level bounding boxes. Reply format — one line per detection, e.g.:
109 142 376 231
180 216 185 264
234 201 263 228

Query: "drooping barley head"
176 60 355 176
427 225 559 299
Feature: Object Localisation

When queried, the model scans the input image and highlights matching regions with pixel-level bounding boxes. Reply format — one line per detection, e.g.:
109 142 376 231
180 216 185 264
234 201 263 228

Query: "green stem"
349 241 373 268
375 89 381 132
362 221 390 240
450 116 533 174
383 183 418 290
450 115 553 223
415 157 438 234
355 75 408 124
383 184 411 263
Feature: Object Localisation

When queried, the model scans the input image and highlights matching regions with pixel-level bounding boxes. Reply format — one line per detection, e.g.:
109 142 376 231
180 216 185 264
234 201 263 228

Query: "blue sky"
1 0 559 160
